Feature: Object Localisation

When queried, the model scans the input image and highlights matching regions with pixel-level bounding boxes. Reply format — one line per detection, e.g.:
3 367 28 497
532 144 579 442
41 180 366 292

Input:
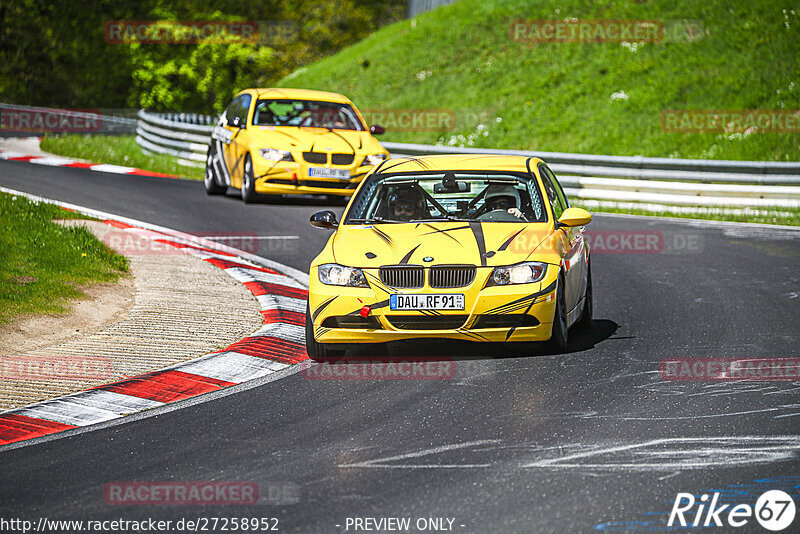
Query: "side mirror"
556 207 592 228
310 210 338 230
369 124 385 135
227 116 241 128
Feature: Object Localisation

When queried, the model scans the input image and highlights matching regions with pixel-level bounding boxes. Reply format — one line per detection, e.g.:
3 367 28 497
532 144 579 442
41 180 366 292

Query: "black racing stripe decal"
312 296 337 322
371 299 391 310
364 271 393 293
315 326 331 337
498 229 524 251
379 155 433 173
487 298 538 316
505 327 516 341
505 284 546 340
457 329 490 341
372 227 396 251
215 139 231 185
399 244 421 264
345 297 392 317
420 224 470 245
469 222 487 267
329 129 356 154
484 280 557 315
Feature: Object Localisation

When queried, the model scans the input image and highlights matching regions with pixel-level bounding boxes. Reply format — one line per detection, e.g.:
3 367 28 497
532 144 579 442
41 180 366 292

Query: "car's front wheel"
204 146 226 195
241 154 257 203
305 303 344 362
545 274 569 353
576 261 593 330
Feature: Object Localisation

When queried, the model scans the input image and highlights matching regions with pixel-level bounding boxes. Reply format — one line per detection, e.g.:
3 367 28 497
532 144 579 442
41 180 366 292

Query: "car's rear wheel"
204 146 226 195
241 154 257 203
545 274 569 353
305 303 344 362
576 261 593 330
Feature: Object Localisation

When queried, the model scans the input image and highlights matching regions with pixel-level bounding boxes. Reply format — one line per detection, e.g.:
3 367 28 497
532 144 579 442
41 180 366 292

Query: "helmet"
484 184 520 208
388 187 426 220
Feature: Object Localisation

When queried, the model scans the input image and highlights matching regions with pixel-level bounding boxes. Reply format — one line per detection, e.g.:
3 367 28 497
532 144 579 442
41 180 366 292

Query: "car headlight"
365 153 387 166
489 262 547 286
259 148 294 162
318 264 369 287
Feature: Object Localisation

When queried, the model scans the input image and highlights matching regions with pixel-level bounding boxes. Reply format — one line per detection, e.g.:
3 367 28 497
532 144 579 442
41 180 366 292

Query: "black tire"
305 303 344 362
576 262 593 330
545 274 569 353
204 146 226 195
241 153 257 203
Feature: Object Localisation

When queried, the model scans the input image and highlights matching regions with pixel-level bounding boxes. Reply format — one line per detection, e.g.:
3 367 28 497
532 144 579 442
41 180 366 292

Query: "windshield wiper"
348 217 401 224
409 216 470 223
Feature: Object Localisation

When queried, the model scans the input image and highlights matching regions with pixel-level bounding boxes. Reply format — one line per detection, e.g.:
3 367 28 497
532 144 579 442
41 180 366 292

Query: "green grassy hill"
277 0 799 161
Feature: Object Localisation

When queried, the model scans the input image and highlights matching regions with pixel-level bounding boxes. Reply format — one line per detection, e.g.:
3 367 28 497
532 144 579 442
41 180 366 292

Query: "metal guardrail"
381 142 800 182
136 110 214 166
135 109 800 208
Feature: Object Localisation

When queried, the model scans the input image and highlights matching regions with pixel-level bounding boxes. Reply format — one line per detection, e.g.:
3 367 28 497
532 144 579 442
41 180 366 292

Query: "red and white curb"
0 187 309 446
0 140 181 179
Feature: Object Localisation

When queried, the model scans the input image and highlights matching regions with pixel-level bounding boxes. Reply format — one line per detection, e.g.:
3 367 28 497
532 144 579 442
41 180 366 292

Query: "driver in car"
389 187 428 221
483 185 527 221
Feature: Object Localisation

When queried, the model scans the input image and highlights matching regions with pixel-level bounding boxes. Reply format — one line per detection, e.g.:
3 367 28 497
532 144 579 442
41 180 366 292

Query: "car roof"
239 88 354 105
377 154 546 173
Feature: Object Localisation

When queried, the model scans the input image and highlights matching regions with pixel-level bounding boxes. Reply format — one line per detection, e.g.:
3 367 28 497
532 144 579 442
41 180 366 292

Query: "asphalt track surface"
1 159 799 533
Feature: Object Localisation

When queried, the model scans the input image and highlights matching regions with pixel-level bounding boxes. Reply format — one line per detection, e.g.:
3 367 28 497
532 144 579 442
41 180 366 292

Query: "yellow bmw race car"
305 154 593 360
204 88 389 202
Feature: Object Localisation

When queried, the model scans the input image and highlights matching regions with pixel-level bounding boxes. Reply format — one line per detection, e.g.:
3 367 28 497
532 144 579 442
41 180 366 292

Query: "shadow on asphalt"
338 319 620 361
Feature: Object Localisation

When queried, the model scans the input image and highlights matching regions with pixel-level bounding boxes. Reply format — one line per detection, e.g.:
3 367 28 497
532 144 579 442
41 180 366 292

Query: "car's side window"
238 94 252 128
544 166 569 210
539 164 565 221
224 97 241 123
224 95 251 128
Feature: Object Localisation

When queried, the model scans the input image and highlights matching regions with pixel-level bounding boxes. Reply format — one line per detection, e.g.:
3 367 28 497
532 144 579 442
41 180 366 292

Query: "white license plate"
309 167 350 179
390 294 465 311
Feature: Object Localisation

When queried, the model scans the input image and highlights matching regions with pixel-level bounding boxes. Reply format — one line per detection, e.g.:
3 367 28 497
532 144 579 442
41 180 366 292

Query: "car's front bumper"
309 266 559 344
253 160 375 196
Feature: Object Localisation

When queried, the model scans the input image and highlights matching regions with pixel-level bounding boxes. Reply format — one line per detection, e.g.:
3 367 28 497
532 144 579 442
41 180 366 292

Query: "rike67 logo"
669 490 796 531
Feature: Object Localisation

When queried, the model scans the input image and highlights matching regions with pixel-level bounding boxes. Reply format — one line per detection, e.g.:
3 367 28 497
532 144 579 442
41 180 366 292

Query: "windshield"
345 172 547 224
253 99 364 130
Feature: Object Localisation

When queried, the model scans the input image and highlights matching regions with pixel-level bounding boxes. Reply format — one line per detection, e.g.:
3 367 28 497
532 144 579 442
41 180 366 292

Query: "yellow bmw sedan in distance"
204 88 389 202
305 154 593 360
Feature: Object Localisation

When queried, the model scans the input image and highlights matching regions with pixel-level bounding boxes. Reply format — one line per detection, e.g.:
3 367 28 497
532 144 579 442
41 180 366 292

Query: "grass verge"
0 193 130 325
40 134 204 180
278 0 799 161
